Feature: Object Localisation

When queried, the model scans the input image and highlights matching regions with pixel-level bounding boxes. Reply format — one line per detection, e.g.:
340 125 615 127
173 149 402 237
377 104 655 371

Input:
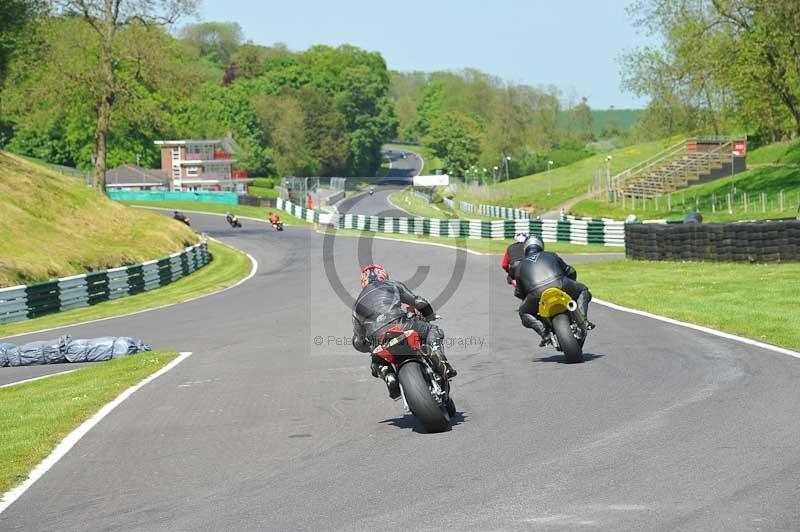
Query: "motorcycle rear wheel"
552 313 583 364
398 363 450 433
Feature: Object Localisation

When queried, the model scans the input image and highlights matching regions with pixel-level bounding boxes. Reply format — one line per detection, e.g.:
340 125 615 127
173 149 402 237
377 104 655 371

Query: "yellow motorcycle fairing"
538 287 573 318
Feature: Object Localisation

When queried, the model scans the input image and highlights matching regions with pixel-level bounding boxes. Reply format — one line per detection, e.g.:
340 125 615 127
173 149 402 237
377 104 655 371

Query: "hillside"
453 136 682 213
569 140 800 221
0 153 198 287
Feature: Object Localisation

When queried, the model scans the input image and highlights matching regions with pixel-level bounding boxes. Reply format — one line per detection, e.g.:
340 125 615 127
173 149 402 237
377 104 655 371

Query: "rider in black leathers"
352 264 456 398
512 236 594 346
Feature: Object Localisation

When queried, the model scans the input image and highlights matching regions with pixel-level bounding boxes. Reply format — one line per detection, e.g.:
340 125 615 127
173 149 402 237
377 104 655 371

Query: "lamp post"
729 150 737 213
493 166 499 183
605 155 612 189
547 160 554 196
504 156 511 181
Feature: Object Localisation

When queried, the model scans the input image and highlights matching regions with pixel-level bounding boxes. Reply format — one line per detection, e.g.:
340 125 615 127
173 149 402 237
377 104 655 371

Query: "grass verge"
0 152 198 287
324 227 622 255
453 137 682 214
390 189 497 220
570 165 800 222
117 200 311 226
0 240 250 338
577 259 800 351
0 351 178 494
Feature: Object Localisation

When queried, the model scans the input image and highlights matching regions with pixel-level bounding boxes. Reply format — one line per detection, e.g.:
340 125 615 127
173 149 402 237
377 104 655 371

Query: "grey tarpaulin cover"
0 335 151 367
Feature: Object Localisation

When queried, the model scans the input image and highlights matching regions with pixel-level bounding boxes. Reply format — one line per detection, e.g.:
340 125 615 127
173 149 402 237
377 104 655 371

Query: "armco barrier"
443 197 455 209
625 220 800 262
108 190 238 204
459 201 475 214
480 204 530 219
0 242 210 325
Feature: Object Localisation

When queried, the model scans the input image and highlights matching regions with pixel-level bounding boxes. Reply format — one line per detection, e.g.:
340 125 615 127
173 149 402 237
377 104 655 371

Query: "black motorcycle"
226 214 242 228
173 212 190 226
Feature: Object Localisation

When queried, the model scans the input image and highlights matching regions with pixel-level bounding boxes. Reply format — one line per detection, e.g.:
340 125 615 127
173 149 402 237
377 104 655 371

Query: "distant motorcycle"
226 214 242 228
270 220 284 231
371 308 455 433
369 187 375 196
173 211 190 226
537 288 591 363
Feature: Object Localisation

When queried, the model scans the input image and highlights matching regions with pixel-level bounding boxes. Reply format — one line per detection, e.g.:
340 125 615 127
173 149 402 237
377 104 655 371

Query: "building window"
186 166 199 177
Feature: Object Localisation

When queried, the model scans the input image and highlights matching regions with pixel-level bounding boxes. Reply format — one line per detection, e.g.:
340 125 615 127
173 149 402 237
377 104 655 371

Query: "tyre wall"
625 220 800 262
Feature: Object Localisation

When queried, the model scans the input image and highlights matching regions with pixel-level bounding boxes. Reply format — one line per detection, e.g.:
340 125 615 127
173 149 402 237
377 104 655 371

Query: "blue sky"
197 0 654 109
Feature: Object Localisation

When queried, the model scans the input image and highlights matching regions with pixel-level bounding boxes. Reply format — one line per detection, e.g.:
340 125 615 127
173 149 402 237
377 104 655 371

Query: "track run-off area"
3 186 800 530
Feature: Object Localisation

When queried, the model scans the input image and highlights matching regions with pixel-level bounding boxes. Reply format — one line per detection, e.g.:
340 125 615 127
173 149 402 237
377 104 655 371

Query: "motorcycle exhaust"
567 300 590 332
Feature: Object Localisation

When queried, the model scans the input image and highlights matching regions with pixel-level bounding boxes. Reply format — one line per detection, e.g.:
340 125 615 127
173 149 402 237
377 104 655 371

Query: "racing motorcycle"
537 288 590 363
271 220 284 231
371 309 455 433
173 211 190 226
226 214 242 228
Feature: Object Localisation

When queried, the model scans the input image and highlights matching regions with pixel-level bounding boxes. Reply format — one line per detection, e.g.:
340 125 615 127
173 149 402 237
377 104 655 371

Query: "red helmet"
360 264 388 287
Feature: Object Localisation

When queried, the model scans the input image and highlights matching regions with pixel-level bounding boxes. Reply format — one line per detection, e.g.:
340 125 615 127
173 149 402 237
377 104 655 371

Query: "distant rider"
512 236 594 346
351 264 456 398
501 232 528 286
268 212 281 225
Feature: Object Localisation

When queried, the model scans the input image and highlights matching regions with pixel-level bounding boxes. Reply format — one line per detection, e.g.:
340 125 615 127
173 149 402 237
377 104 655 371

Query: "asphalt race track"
3 191 800 530
337 147 421 216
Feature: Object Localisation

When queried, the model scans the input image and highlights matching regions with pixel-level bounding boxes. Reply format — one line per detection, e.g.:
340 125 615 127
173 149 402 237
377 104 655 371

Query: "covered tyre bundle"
0 335 151 367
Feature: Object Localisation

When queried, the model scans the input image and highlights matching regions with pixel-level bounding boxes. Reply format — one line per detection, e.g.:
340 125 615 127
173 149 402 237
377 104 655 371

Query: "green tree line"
623 0 800 144
389 70 612 181
0 11 396 188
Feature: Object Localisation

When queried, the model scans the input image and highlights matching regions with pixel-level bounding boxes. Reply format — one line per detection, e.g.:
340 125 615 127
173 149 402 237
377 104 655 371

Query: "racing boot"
521 313 552 347
577 291 595 330
371 357 400 399
428 341 457 379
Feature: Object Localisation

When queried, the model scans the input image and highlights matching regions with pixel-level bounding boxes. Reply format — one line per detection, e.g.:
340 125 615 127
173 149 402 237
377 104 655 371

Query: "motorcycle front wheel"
398 362 450 433
552 313 584 364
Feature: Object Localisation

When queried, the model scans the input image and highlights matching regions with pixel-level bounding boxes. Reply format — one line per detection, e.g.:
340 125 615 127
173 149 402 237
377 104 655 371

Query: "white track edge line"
1 250 258 341
593 298 800 359
0 370 77 389
0 351 193 514
316 228 487 256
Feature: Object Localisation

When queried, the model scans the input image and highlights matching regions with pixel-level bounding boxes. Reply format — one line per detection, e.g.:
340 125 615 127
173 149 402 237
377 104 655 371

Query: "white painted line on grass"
0 351 194 515
593 298 800 359
0 370 77 389
1 251 258 341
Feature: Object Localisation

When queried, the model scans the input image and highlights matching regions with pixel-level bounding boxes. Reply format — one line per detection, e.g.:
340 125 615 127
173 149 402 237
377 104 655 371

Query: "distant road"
337 147 422 216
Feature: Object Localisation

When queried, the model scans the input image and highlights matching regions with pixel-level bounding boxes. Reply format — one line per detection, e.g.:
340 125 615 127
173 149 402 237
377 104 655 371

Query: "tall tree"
179 21 242 67
53 0 197 190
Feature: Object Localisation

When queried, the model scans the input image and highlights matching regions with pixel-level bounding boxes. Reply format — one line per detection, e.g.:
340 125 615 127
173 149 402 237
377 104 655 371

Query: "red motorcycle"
371 309 455 433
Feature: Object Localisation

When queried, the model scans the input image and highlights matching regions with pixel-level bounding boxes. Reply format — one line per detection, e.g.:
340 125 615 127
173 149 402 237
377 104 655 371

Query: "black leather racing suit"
351 280 448 377
512 251 591 338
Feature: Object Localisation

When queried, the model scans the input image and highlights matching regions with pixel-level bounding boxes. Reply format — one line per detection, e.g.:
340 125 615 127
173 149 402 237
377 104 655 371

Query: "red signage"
687 142 697 152
734 140 746 154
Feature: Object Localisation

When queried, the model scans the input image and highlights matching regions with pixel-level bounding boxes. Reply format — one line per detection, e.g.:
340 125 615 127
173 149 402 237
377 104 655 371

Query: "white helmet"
514 232 528 243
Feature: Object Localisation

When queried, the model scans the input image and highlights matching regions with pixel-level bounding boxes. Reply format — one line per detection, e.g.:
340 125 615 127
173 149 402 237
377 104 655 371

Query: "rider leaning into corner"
512 236 595 346
351 264 457 398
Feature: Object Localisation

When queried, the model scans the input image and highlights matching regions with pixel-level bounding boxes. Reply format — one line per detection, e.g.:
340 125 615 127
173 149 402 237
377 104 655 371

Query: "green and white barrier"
480 204 530 219
276 197 333 224
443 197 455 209
0 242 210 325
275 199 624 246
459 201 475 214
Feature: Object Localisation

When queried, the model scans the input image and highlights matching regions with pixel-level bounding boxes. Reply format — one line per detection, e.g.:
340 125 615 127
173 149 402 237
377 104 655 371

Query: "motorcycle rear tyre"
552 313 583 364
398 363 450 433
